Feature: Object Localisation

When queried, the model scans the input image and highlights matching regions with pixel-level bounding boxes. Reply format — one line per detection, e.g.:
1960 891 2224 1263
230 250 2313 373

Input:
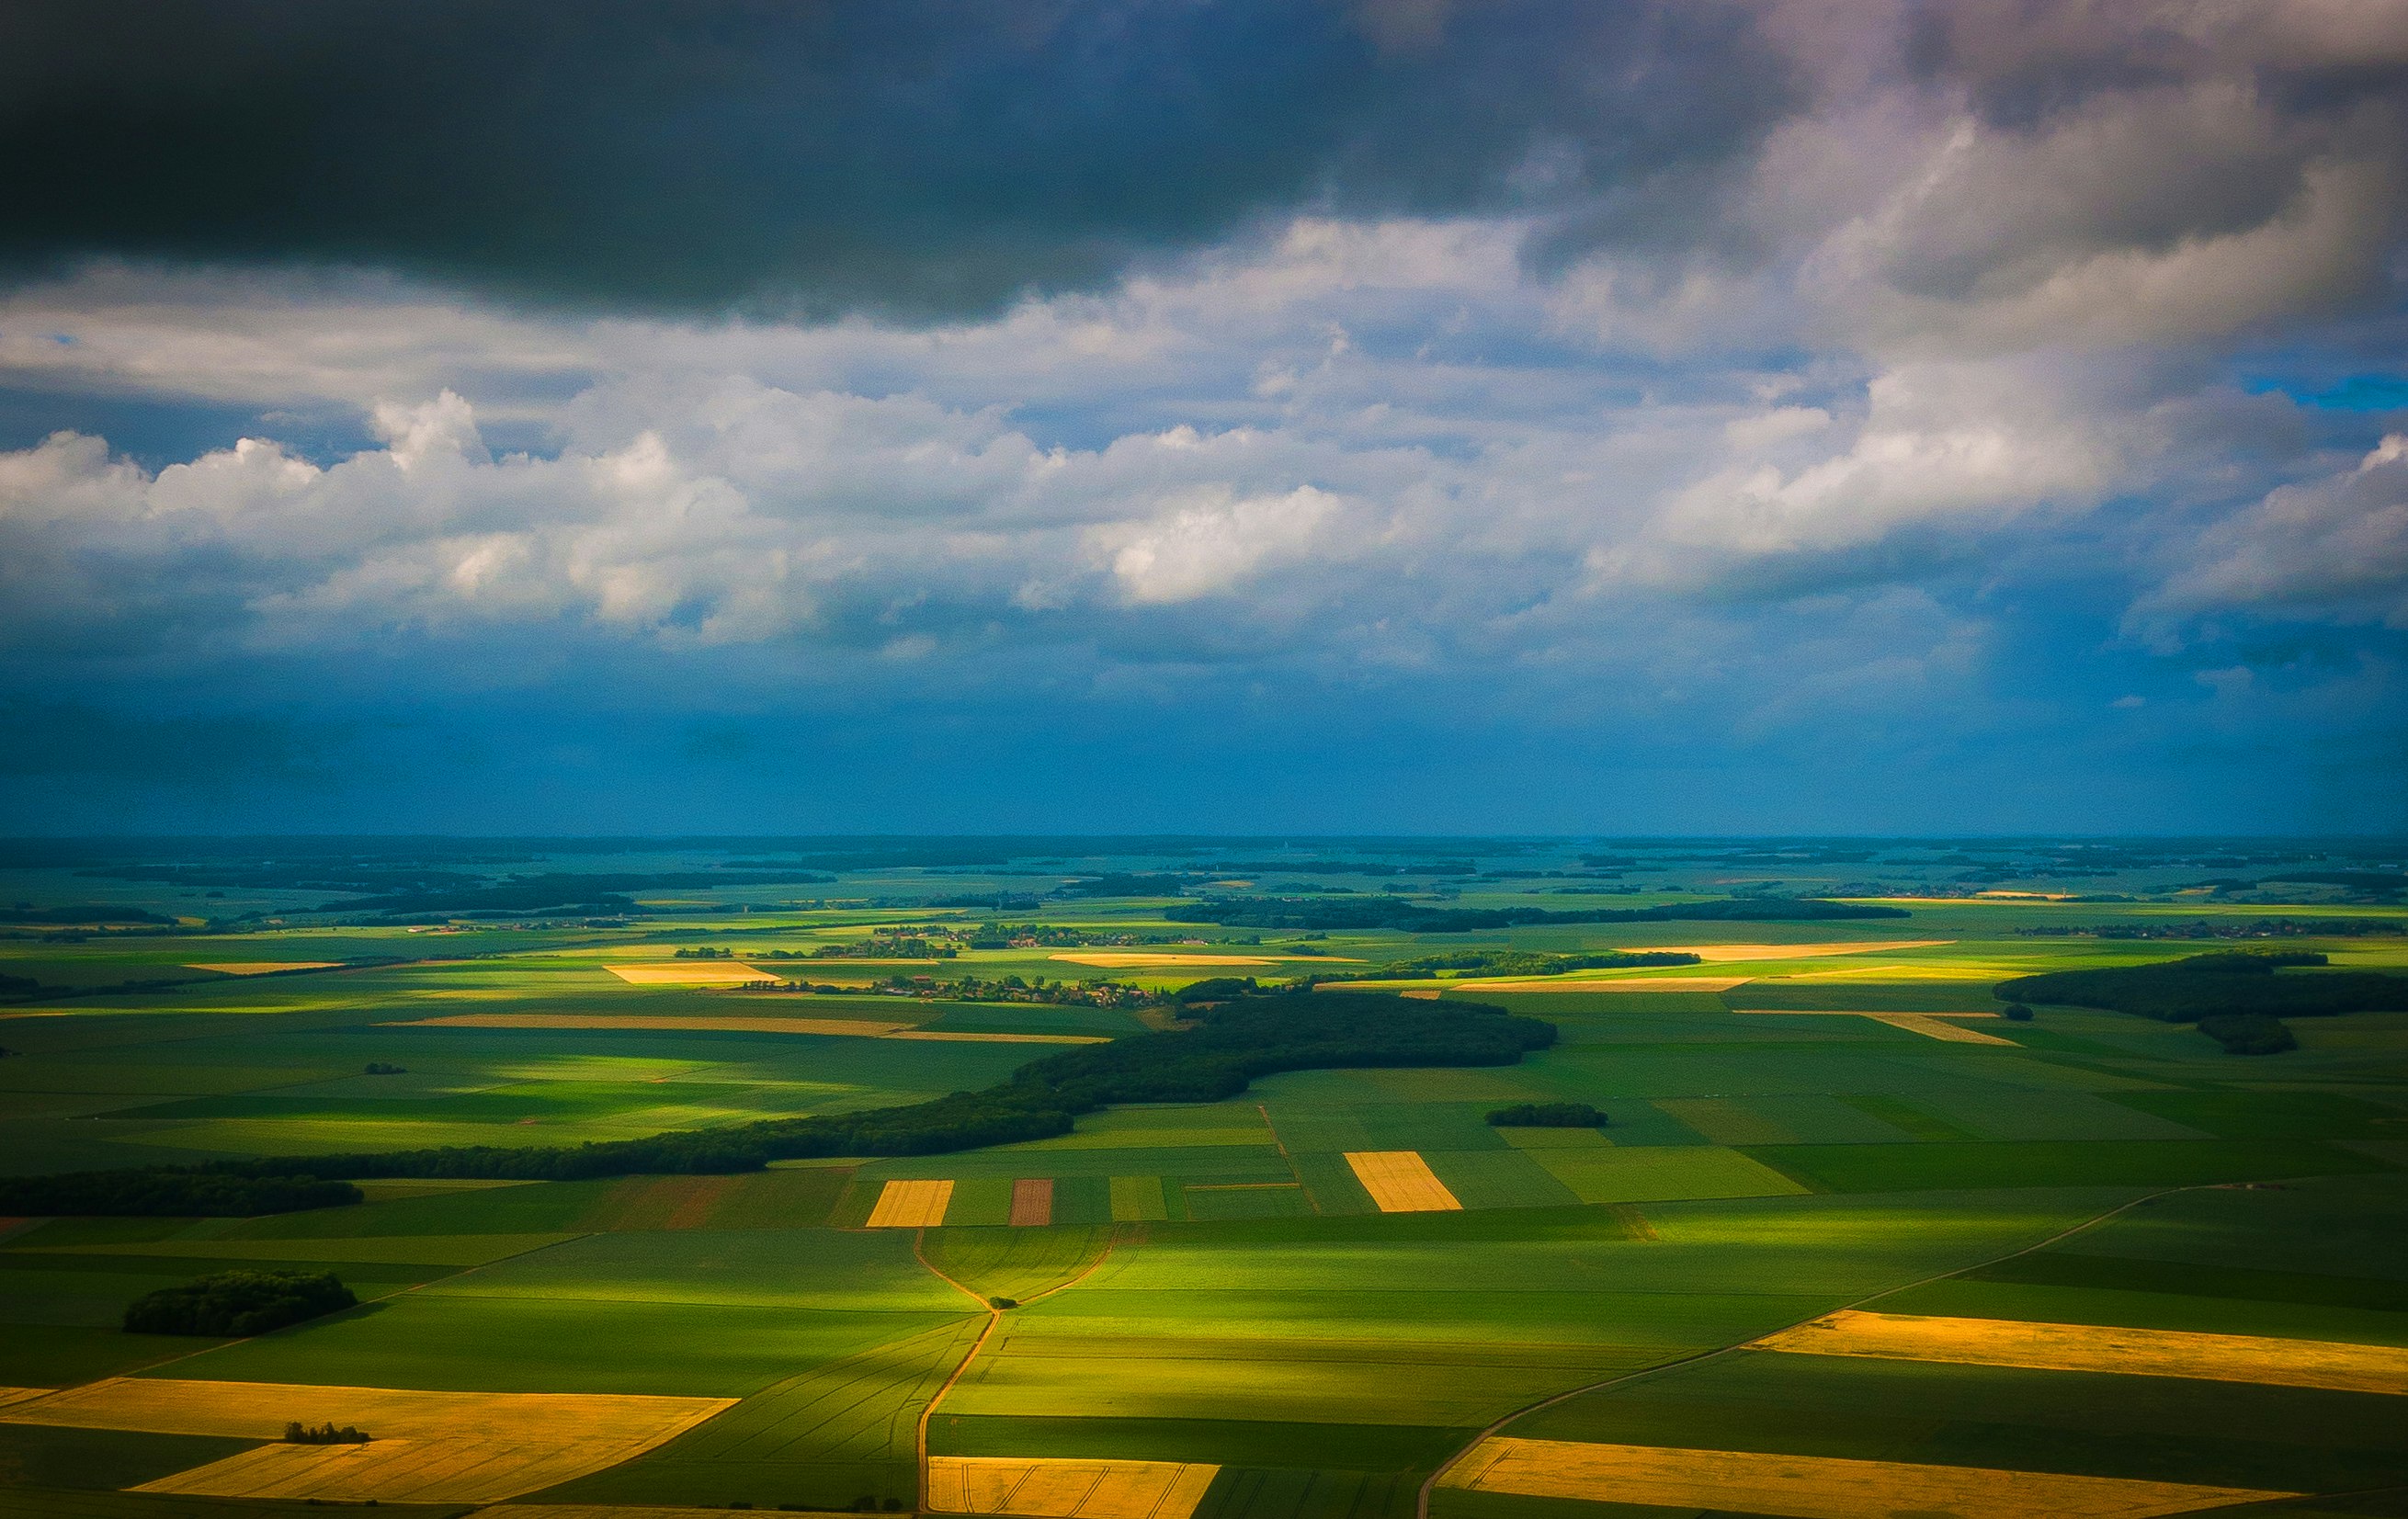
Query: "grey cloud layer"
0 0 1790 316
2 0 2404 826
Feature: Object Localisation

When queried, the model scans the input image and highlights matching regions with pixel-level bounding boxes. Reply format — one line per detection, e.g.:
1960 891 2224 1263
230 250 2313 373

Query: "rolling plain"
2 837 2405 1519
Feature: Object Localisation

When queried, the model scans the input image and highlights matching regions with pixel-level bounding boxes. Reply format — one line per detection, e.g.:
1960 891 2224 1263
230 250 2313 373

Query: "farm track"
1413 1180 2264 1519
911 1225 1125 1513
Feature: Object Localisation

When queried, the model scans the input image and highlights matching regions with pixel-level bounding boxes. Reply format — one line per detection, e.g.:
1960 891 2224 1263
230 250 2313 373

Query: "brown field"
1752 1310 2408 1395
926 1457 1220 1519
867 1178 957 1229
185 961 346 975
1011 1177 1055 1227
603 963 779 985
1344 1151 1461 1212
2 1378 729 1505
1440 1436 2293 1519
0 1389 47 1412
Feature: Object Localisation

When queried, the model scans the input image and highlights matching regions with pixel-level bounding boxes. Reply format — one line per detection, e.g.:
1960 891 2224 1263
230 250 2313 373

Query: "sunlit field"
2 837 2404 1519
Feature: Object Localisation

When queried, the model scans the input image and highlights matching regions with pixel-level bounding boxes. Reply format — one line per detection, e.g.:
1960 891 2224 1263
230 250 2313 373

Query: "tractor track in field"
911 1224 1125 1513
1412 1179 2259 1519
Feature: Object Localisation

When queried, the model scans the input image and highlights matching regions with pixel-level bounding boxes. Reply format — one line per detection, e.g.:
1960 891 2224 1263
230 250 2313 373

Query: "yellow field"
1752 1310 2408 1395
470 1507 856 1518
1049 953 1277 968
867 1178 957 1228
1732 1010 2018 1044
1440 1436 2294 1519
1868 1014 2017 1044
3 1378 731 1505
391 1013 911 1037
1344 1151 1461 1212
926 1457 1220 1519
0 1389 47 1412
888 1030 1113 1045
1436 975 1753 993
603 963 778 984
186 961 345 975
1655 940 1951 962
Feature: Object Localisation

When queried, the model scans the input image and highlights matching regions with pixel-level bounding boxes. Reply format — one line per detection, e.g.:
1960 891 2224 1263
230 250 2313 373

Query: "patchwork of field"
4 1377 732 1502
927 1457 1219 1518
1439 1435 2294 1518
606 963 781 984
2 883 2405 1517
1751 1309 2408 1393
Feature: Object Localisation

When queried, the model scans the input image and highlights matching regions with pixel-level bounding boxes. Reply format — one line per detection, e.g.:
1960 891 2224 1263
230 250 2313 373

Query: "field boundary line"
1412 1181 2233 1519
1257 1103 1322 1214
911 1224 1122 1514
89 1230 596 1384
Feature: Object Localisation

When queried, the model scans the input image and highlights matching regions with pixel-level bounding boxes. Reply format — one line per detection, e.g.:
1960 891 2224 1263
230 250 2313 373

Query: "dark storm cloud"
0 0 1795 316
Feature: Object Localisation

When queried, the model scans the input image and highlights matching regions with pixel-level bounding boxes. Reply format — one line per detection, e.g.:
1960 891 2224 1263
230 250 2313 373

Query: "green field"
3 840 2405 1517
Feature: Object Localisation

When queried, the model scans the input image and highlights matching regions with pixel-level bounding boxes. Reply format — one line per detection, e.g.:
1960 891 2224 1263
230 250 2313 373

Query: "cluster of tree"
674 946 737 958
0 1169 360 1217
64 994 1554 1195
967 922 1096 948
286 1422 370 1445
0 903 173 925
1053 873 1191 897
1173 977 1256 1003
362 1061 407 1075
1995 951 2408 1022
809 935 957 959
1487 1102 1607 1128
2198 1013 2299 1056
2016 918 2408 939
122 1269 357 1336
331 868 835 917
1165 897 1908 933
2255 870 2407 898
740 973 1164 1008
1209 859 1479 877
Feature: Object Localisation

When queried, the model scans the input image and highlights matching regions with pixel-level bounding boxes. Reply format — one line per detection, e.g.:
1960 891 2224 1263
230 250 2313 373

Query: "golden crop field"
1343 1151 1461 1212
1730 1009 2019 1043
867 1178 957 1228
469 1506 858 1518
1653 940 1952 961
5 1378 732 1504
1049 953 1278 968
926 1457 1220 1519
1408 975 1753 992
1439 1436 2296 1519
886 1030 1114 1045
1751 1310 2408 1395
604 963 781 984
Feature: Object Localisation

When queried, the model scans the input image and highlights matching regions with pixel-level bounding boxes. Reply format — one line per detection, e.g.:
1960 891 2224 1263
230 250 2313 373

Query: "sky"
1 0 2404 835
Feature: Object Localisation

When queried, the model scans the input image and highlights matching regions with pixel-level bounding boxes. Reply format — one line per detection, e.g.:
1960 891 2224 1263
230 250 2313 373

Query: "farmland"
2 835 2406 1518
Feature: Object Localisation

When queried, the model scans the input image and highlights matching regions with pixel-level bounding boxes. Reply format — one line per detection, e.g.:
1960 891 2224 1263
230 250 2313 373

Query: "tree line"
1163 897 1910 933
4 992 1556 1211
